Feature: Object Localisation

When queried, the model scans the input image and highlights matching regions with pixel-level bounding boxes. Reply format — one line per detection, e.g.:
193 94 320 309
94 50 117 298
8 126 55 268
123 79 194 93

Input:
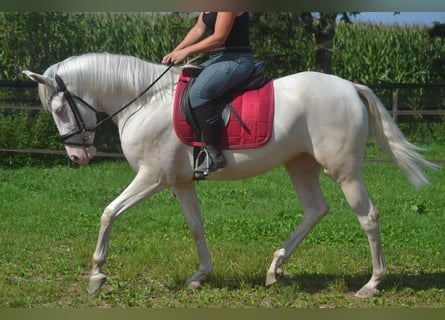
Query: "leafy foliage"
333 23 445 83
0 12 195 81
0 13 444 166
250 13 314 76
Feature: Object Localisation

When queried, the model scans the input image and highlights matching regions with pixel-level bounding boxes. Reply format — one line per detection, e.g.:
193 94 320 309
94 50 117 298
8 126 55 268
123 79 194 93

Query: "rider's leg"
189 53 254 175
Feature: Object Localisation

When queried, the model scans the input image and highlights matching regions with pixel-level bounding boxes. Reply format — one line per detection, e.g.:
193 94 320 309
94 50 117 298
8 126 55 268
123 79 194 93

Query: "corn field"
0 13 444 166
1 12 443 82
333 23 444 83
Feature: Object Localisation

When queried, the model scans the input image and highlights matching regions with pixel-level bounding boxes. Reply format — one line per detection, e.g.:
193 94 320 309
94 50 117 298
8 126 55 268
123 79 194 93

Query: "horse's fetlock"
273 248 287 265
369 206 380 222
274 248 285 258
373 269 387 281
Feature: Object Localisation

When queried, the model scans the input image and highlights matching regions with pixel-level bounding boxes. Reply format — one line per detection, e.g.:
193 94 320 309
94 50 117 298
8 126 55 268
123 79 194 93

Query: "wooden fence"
367 82 445 122
1 80 444 160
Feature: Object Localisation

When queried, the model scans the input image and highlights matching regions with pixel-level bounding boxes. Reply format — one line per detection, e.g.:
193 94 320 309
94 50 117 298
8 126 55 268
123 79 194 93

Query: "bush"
0 13 443 166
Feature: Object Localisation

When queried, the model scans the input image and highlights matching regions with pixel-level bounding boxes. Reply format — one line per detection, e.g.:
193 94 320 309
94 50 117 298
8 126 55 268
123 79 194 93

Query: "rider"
162 12 255 175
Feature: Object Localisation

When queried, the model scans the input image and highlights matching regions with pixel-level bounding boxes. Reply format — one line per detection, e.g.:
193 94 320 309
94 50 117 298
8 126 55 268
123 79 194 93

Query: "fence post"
392 90 399 123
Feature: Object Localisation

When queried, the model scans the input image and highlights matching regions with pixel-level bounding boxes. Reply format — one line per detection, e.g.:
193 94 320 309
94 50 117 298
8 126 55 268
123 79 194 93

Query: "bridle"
50 74 98 147
50 63 174 147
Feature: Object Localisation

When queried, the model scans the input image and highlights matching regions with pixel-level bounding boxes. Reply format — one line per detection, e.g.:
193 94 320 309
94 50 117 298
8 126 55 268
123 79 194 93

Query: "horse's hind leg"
266 155 330 286
339 177 387 298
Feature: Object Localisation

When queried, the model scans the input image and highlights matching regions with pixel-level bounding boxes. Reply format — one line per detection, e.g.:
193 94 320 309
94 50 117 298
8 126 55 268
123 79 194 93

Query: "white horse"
23 52 436 298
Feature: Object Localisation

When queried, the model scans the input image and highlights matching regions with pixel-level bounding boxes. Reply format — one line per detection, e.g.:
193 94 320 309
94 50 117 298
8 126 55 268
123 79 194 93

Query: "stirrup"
193 147 226 179
194 148 212 179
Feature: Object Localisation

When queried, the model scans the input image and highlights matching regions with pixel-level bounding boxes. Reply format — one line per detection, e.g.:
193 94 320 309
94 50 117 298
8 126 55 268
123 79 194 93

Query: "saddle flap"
178 61 268 132
173 69 275 150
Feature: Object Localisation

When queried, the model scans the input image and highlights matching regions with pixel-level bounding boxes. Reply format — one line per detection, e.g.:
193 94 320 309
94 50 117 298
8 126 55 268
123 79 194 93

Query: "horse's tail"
352 83 439 188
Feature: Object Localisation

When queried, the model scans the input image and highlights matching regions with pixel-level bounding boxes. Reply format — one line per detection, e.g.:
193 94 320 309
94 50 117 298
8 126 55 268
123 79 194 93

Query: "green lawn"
0 143 444 307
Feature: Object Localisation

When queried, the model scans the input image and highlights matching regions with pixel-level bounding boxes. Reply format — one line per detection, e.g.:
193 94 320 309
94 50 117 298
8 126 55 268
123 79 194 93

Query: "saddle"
173 61 275 150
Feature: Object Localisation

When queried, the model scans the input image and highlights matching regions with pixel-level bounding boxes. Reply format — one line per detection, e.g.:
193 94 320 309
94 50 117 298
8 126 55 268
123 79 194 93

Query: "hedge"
0 13 443 166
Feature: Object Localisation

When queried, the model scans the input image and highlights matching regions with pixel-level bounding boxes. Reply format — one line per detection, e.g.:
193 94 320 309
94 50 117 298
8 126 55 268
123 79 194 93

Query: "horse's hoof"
355 286 379 298
188 280 202 290
265 273 277 287
88 273 107 294
265 267 284 287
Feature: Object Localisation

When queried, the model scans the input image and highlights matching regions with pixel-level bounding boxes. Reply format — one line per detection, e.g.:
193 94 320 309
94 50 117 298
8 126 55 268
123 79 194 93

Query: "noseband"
51 63 174 147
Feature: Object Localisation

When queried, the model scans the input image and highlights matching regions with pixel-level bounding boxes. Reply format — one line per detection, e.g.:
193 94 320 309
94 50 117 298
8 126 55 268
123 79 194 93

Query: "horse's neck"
93 64 178 120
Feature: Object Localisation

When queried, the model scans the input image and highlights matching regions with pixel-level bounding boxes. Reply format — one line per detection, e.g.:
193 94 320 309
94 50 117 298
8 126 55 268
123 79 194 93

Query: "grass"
0 143 444 307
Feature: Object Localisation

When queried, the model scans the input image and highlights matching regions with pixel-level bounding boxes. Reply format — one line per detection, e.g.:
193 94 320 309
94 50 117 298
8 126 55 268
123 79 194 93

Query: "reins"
53 62 174 146
93 62 174 130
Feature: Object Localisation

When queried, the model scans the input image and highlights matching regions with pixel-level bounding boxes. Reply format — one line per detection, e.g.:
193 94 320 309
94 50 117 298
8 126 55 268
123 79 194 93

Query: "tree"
300 12 337 74
428 22 445 80
250 12 359 76
300 12 361 74
249 13 313 77
429 22 445 38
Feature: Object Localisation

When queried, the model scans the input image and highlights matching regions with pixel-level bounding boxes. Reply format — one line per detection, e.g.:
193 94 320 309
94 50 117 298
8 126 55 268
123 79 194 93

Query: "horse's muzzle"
66 145 97 165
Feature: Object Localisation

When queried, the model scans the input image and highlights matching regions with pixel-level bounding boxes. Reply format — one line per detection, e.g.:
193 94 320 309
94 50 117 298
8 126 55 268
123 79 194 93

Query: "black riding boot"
192 104 227 176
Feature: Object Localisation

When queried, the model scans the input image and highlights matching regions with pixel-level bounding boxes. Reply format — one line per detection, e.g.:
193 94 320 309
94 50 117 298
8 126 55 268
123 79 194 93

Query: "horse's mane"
53 52 179 101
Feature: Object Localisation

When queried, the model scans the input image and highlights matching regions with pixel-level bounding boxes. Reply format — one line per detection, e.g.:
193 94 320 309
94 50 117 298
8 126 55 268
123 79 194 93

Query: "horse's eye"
54 106 64 115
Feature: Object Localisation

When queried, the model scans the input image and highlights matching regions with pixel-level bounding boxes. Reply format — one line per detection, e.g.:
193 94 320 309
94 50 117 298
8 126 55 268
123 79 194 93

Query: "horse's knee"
100 207 116 226
311 202 330 220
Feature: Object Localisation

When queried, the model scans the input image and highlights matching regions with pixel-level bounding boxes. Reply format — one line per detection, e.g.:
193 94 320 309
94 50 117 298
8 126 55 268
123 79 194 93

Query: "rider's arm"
162 12 238 64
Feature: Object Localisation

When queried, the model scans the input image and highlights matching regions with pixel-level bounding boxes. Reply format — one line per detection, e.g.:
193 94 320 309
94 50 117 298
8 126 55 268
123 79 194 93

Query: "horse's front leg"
89 169 166 294
172 183 212 289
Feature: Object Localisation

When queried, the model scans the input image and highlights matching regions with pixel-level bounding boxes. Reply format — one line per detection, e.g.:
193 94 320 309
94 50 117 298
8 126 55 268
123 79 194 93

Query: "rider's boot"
192 104 227 176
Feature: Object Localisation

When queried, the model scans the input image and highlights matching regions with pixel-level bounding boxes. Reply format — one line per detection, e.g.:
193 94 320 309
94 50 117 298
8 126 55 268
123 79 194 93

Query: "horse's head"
23 69 98 165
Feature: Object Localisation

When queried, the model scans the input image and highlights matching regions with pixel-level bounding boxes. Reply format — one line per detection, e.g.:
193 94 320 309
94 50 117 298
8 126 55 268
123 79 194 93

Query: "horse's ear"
22 70 56 88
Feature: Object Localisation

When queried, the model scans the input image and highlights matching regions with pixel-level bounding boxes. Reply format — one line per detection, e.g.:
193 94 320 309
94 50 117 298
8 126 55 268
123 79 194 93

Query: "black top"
202 12 250 47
